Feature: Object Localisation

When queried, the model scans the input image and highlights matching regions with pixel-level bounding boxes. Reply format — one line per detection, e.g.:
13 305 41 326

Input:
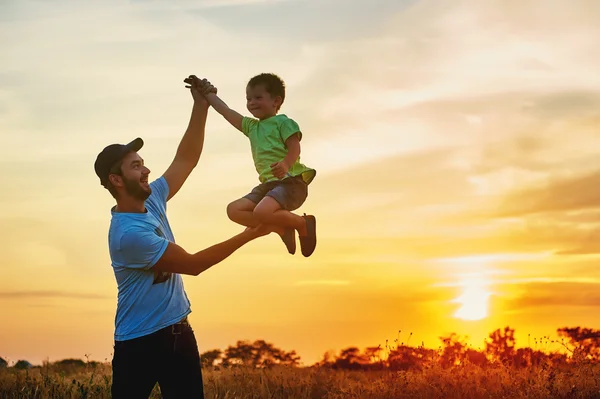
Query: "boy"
196 73 316 257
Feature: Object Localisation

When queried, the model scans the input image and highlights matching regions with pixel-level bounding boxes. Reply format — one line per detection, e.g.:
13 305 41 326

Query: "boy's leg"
226 182 277 228
227 188 294 252
254 197 306 234
253 196 298 254
226 198 260 227
227 197 286 235
254 177 317 257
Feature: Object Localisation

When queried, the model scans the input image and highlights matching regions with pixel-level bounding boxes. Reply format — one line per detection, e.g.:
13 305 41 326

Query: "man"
94 76 271 398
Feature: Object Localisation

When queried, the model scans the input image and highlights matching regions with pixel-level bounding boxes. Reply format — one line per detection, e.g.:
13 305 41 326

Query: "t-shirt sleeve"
119 229 169 270
241 116 258 137
280 117 302 143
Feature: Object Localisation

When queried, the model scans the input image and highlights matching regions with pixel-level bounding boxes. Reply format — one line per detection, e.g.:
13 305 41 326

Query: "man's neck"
114 198 146 213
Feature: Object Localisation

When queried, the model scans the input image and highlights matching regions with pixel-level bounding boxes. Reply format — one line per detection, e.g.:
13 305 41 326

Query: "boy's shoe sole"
280 228 296 255
299 214 317 257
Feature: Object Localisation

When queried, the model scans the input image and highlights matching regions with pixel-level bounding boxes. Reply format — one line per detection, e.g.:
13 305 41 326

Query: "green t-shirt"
241 114 316 185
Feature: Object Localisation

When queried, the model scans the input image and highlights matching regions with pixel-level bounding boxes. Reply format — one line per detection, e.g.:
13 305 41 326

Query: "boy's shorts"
244 175 308 211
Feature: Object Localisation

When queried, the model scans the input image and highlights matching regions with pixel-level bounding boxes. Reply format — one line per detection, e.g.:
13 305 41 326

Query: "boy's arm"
204 92 244 132
271 133 301 179
282 134 301 168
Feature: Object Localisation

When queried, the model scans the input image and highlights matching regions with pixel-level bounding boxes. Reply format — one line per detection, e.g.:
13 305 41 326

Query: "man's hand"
183 75 216 105
270 160 290 179
196 77 217 96
245 224 275 238
198 79 217 96
188 78 244 132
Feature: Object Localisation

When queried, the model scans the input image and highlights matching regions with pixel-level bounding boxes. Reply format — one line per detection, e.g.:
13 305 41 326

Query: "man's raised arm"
162 76 214 201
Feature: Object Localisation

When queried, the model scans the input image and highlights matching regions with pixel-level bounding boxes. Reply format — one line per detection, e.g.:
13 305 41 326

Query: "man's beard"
123 176 151 201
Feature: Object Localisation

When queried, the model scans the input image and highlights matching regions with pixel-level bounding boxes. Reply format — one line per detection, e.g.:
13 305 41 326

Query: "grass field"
2 361 600 399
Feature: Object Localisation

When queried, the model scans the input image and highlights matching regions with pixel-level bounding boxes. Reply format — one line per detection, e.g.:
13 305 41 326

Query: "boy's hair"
247 73 286 105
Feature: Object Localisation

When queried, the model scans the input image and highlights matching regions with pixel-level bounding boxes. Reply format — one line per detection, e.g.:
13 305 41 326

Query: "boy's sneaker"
299 214 317 257
280 228 296 255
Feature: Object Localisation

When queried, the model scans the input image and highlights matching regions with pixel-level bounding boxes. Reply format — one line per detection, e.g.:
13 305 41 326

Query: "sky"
1 0 600 366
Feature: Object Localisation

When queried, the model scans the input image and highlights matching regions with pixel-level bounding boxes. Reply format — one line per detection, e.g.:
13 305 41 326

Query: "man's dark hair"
106 160 123 199
247 73 286 104
95 137 143 199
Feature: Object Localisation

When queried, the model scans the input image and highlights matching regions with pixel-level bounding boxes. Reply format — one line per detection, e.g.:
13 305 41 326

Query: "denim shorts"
244 175 308 211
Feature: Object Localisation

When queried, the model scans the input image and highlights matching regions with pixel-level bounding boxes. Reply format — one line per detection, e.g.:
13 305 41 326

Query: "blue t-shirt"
107 176 191 341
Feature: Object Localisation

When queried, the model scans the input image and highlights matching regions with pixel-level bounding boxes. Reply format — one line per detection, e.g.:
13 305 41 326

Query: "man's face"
118 151 151 200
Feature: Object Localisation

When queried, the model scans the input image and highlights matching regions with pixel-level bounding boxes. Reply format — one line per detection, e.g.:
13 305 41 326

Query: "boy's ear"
274 95 283 109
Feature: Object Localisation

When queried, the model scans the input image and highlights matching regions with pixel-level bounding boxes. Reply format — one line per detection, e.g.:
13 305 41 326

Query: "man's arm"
161 76 213 201
203 92 244 133
153 226 270 276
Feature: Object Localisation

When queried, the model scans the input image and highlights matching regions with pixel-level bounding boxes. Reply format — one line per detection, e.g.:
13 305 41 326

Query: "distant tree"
0 357 7 369
55 359 86 368
557 327 600 361
221 340 300 368
251 340 281 367
315 350 337 367
332 347 369 370
485 327 516 363
277 349 301 367
464 348 488 367
388 345 435 371
222 341 254 367
362 346 383 365
13 360 32 370
51 358 94 374
200 349 222 368
329 346 391 370
439 333 468 367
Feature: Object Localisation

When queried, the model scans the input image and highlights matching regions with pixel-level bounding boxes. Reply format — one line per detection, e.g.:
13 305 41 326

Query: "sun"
452 274 492 321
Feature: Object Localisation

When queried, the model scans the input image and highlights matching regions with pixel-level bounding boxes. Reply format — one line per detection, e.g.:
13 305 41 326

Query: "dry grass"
2 361 600 399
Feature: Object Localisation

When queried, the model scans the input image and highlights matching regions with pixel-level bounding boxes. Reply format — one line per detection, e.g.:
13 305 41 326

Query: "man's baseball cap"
94 138 144 188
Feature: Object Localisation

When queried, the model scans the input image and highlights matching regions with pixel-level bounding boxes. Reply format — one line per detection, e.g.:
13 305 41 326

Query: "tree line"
2 326 600 370
315 326 600 371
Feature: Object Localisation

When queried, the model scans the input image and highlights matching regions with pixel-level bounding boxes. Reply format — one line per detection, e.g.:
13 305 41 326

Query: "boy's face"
246 84 282 120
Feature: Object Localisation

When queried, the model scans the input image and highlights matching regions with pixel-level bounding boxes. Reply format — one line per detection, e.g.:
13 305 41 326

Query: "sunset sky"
1 0 600 366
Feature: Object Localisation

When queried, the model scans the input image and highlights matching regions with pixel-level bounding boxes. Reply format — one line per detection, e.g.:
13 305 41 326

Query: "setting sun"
453 274 492 321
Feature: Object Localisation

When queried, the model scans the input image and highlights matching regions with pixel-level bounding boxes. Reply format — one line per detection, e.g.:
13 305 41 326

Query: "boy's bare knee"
253 207 271 223
226 202 235 213
226 202 239 220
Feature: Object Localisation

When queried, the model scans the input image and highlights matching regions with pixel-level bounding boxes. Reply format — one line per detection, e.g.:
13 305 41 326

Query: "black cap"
94 138 144 188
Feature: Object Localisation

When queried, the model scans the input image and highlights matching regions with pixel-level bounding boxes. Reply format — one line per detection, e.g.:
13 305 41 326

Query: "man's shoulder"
148 176 169 205
109 216 146 248
108 205 162 245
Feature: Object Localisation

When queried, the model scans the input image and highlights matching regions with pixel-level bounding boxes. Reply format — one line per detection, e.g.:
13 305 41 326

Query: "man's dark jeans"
111 318 204 398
